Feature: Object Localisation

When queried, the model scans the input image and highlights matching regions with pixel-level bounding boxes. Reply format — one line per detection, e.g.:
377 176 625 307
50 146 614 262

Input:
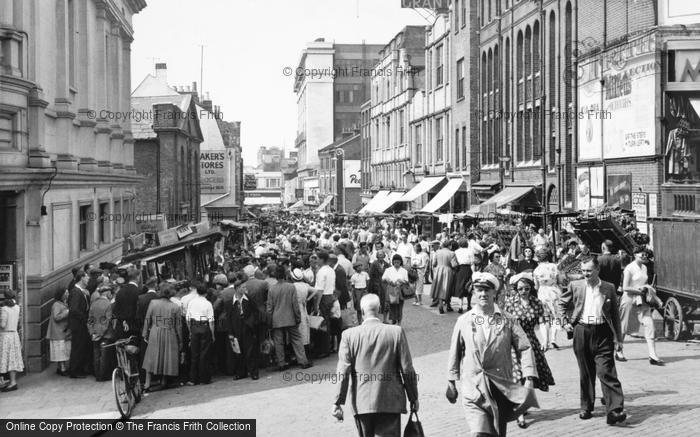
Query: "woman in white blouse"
382 254 409 325
411 244 430 306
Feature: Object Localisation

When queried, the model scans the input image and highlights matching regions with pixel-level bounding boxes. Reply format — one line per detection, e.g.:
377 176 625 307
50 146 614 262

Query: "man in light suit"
559 256 626 425
333 293 418 437
446 272 538 437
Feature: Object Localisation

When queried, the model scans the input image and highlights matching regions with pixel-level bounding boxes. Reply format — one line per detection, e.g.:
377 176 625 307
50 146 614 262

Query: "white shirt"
350 271 370 289
454 247 471 265
382 266 408 284
581 280 605 324
180 289 198 315
315 265 336 296
396 242 415 260
186 294 214 322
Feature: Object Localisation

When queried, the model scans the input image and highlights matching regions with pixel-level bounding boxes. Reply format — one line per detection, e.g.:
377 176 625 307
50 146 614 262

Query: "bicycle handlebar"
101 335 139 349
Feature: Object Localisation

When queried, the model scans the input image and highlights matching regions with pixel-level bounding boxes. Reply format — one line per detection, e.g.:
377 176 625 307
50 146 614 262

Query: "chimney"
192 81 197 92
155 63 167 82
202 99 213 113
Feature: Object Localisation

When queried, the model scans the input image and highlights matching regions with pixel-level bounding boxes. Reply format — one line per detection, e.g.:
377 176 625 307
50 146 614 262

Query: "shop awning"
139 246 186 263
358 190 390 214
288 199 305 210
471 180 500 190
398 177 445 203
316 195 334 211
420 178 464 213
244 196 280 206
467 185 537 214
689 98 700 120
374 191 406 213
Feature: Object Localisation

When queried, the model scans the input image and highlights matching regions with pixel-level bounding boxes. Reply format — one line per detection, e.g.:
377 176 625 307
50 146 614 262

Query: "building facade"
131 64 203 228
293 39 382 206
0 0 146 371
369 26 426 197
318 132 361 213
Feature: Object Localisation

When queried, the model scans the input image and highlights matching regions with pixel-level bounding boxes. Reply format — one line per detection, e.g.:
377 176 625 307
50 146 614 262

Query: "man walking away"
333 293 419 437
186 281 215 385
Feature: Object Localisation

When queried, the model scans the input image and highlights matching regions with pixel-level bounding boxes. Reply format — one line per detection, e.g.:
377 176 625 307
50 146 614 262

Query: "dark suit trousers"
318 294 335 355
272 326 308 367
189 321 213 384
573 323 624 413
354 413 401 437
92 339 116 381
68 325 91 376
234 331 259 378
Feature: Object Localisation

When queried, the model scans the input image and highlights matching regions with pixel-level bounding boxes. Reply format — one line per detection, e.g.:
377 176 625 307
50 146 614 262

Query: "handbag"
260 332 274 355
401 282 415 299
340 308 358 329
403 411 425 437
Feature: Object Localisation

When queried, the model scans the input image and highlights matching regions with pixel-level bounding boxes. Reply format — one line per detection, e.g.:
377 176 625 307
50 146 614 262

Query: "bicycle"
102 335 142 418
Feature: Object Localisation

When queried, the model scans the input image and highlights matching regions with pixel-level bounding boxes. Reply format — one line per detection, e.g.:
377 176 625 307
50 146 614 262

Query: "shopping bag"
403 411 425 437
401 282 416 299
340 308 358 329
260 332 274 355
228 335 241 354
308 315 326 331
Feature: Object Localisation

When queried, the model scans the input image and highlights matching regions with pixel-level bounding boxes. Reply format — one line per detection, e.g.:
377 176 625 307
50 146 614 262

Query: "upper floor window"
457 58 465 99
436 45 444 87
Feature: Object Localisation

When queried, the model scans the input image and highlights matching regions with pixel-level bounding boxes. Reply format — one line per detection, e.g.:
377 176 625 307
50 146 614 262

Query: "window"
399 110 405 144
415 124 422 164
266 178 280 188
99 202 109 243
455 128 460 169
455 0 460 29
462 126 467 169
113 200 121 240
436 45 444 87
79 204 93 251
436 117 443 162
457 58 465 99
462 0 467 26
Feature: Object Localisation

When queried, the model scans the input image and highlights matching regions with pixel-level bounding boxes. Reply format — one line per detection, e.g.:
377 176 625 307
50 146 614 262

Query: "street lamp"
335 148 345 213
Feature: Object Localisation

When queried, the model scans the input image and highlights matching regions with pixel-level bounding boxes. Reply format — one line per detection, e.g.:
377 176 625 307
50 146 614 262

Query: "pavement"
2 292 700 437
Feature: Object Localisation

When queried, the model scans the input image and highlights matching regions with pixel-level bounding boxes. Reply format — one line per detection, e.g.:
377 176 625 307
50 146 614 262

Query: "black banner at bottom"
1 420 256 436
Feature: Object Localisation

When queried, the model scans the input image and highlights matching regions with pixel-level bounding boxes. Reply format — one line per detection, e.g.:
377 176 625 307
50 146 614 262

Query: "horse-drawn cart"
648 216 700 340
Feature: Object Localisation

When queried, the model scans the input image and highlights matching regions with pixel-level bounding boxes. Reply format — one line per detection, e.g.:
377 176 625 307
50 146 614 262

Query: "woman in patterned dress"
0 289 24 392
503 274 555 428
533 248 563 349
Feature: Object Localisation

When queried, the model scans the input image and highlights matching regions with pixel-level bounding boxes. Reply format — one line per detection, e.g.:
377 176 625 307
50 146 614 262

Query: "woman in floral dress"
503 274 555 428
533 248 563 349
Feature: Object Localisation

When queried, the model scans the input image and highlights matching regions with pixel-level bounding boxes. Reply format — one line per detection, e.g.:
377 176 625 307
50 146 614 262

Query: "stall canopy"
358 190 390 213
244 196 280 206
316 195 334 212
398 177 445 203
420 179 464 213
467 185 538 214
288 199 305 210
374 191 406 213
121 227 224 264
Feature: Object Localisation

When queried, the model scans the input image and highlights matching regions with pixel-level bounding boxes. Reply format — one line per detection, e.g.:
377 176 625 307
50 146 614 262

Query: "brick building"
131 64 203 227
318 132 361 213
467 0 578 216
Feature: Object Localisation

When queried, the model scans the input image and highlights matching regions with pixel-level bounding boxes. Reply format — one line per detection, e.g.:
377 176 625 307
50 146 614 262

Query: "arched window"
524 25 532 162
180 147 185 210
487 48 493 165
548 11 557 169
533 20 541 158
494 44 500 165
516 31 524 162
481 51 488 166
505 37 511 159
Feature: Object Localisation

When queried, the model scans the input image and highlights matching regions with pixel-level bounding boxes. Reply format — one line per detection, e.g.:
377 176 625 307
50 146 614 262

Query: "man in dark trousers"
266 265 311 371
598 240 622 292
330 253 351 308
68 270 91 378
186 281 215 385
87 284 115 381
135 277 159 372
243 270 269 368
333 293 418 436
226 272 260 380
559 256 627 426
113 267 141 339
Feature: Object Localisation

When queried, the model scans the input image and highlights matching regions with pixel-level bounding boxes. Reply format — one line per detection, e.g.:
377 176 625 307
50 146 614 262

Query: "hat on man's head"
431 240 441 245
472 272 500 291
566 238 579 247
290 268 304 282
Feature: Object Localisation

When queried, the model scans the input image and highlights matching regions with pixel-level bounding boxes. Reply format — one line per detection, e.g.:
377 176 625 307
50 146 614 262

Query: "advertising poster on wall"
607 174 633 209
602 52 658 159
577 168 591 210
344 160 361 188
200 150 227 194
578 60 604 161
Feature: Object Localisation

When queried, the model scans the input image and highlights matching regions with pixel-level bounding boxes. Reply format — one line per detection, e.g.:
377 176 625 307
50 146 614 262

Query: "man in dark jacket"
598 240 623 292
330 254 351 308
243 273 269 369
113 267 141 339
135 277 159 371
266 265 311 371
226 274 260 380
68 270 91 378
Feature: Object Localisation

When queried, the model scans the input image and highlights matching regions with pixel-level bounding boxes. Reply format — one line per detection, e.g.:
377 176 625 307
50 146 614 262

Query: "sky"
130 0 433 165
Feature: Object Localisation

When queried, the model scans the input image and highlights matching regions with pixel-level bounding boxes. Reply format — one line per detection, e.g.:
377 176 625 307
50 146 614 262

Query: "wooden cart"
648 216 700 340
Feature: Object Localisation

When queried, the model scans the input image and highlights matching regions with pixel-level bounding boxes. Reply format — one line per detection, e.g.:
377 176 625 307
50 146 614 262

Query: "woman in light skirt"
47 288 71 376
0 289 25 392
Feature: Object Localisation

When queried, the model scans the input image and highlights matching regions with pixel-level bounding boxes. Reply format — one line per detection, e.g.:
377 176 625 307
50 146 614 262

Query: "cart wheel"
663 297 685 341
112 367 132 419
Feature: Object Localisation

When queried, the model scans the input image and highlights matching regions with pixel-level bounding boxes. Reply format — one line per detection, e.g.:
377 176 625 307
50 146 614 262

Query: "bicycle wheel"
112 367 132 419
131 377 142 403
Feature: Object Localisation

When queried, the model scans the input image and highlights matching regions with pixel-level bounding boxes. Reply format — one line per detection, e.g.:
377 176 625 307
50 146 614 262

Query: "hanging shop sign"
607 174 633 209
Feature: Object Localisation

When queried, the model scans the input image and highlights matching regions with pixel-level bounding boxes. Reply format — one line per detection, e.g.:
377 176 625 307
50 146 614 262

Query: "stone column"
94 0 111 171
76 0 97 171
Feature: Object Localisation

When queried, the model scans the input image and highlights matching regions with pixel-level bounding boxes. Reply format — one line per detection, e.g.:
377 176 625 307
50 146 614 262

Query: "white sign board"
344 160 361 188
578 60 603 161
200 150 227 194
